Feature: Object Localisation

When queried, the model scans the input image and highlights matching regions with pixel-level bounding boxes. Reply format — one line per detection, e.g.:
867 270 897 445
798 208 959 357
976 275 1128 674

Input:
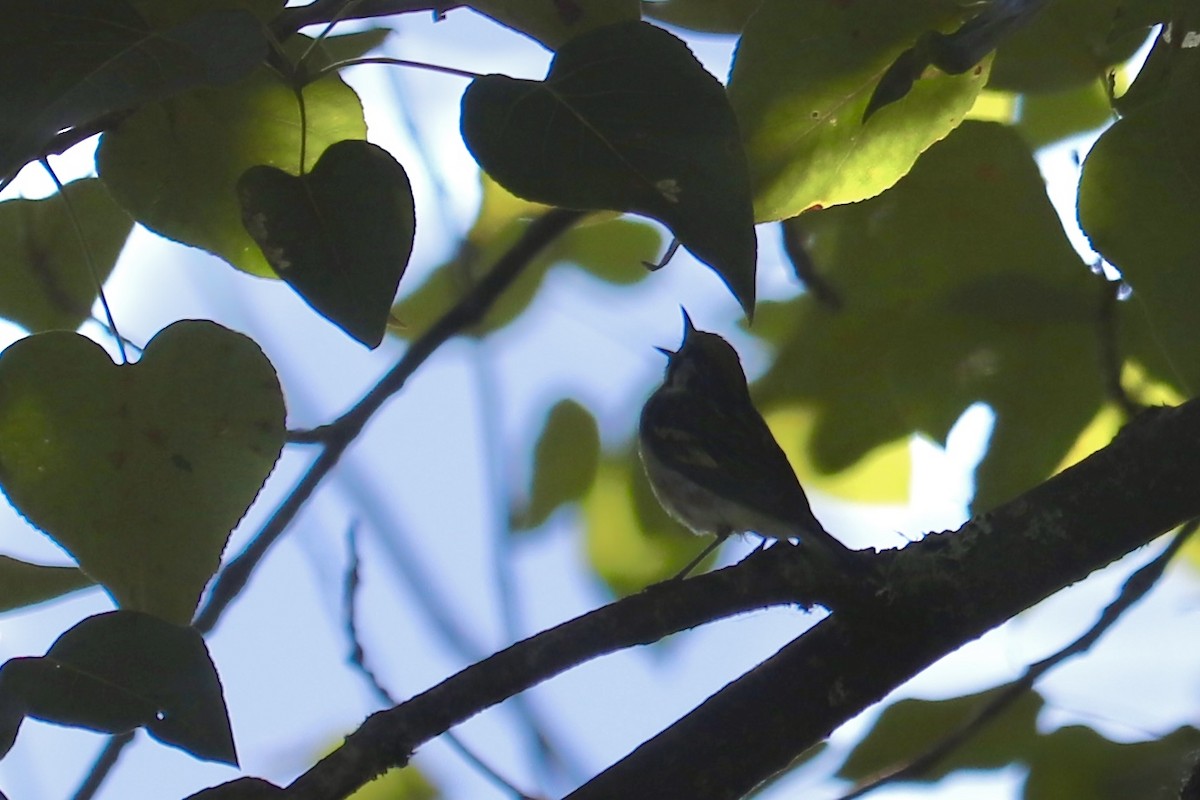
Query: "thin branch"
70 731 135 800
838 521 1196 800
341 524 540 799
310 56 481 82
194 208 585 633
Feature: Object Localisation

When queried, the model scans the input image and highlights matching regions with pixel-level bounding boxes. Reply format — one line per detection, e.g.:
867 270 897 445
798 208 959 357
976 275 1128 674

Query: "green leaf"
729 0 989 221
97 37 367 278
0 610 235 764
0 0 266 184
987 0 1163 93
0 178 132 332
461 20 757 315
641 0 761 34
239 140 415 348
0 321 286 624
839 687 1044 781
468 0 639 48
0 556 93 614
1078 30 1200 394
841 687 1200 800
754 122 1100 510
512 400 601 531
583 454 715 595
348 765 440 800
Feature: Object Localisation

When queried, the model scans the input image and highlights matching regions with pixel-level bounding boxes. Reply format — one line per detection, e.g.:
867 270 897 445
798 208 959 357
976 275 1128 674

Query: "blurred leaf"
469 0 639 48
0 1 266 184
391 207 660 339
1024 724 1200 800
239 140 414 348
0 556 93 614
729 0 989 222
762 408 909 504
349 766 440 800
513 400 601 531
965 89 1019 124
839 687 1044 781
1017 80 1113 148
842 686 1200 799
461 20 757 315
755 122 1101 510
988 0 1164 93
97 35 366 277
584 455 714 595
0 178 132 332
0 610 235 764
128 0 283 27
1078 28 1200 394
641 0 761 34
0 321 286 624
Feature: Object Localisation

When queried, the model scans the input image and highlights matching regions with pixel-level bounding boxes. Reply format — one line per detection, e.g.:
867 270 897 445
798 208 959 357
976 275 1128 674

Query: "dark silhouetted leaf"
0 1 265 184
461 20 756 316
239 139 415 348
0 610 235 763
96 36 367 278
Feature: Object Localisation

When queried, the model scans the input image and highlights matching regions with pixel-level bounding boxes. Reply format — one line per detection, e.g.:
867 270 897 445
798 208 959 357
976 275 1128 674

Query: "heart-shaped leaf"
460 20 757 316
0 321 286 624
238 139 415 348
0 610 236 764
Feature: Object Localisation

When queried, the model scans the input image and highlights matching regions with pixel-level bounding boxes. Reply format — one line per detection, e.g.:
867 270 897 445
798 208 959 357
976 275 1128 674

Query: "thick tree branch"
282 545 861 799
567 402 1200 799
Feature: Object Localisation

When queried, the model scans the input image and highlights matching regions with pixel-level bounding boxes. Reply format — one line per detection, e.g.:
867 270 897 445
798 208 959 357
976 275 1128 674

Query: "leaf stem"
312 55 482 82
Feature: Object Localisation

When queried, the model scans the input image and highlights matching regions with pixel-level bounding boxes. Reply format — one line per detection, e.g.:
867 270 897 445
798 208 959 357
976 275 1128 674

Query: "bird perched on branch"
639 311 854 580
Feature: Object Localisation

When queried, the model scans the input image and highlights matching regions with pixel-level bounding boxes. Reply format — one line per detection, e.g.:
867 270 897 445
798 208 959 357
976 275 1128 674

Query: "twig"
70 731 135 800
837 521 1196 799
194 208 584 633
341 525 540 799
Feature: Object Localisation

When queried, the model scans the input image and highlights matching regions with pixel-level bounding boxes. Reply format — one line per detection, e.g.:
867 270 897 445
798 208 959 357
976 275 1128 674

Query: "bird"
638 310 854 580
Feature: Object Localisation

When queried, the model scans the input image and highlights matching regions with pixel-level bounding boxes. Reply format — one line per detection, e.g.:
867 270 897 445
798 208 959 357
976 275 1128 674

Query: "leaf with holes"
239 140 415 348
461 20 756 315
0 321 285 624
0 610 235 763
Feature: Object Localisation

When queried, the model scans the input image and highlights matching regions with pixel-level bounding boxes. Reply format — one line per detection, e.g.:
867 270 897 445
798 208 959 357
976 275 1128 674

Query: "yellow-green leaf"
0 321 286 624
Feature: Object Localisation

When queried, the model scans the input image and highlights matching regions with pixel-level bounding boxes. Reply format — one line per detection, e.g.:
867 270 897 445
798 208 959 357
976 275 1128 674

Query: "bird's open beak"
655 346 675 357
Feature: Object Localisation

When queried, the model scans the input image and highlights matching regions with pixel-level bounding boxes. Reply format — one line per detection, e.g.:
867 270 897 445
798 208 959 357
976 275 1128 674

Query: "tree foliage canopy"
0 0 1197 798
